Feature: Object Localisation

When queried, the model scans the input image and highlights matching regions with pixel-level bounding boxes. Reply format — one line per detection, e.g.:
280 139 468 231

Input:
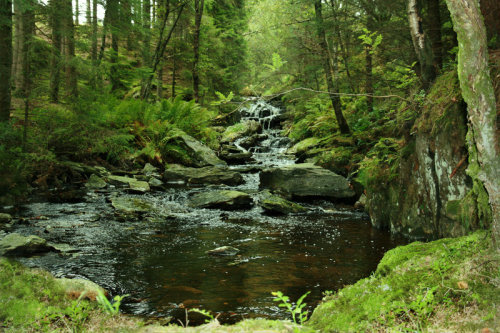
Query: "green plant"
271 291 310 325
189 308 216 323
96 290 129 315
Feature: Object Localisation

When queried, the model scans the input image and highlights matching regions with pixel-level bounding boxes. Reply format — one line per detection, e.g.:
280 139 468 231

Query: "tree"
64 0 78 98
192 0 204 103
0 0 12 121
444 0 499 248
50 0 62 103
313 0 350 134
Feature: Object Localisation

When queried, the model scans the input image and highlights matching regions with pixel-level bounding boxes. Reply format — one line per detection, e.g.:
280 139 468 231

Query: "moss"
287 137 322 155
307 231 499 332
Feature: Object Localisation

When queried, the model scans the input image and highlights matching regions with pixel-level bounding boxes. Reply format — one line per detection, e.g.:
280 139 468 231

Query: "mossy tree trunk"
444 0 499 249
0 0 12 122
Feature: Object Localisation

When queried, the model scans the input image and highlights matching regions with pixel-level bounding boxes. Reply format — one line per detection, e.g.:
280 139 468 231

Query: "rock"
286 137 322 155
161 132 227 168
206 246 240 256
85 174 107 189
0 213 12 225
259 191 307 214
219 152 255 165
48 243 79 254
110 196 154 215
56 278 106 301
221 120 262 143
128 180 150 193
354 194 367 210
260 163 356 200
163 165 244 186
143 163 160 177
0 233 56 256
148 177 164 189
189 190 253 210
107 175 150 193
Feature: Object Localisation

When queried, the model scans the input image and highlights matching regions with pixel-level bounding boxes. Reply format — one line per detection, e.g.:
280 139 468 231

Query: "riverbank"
2 230 497 332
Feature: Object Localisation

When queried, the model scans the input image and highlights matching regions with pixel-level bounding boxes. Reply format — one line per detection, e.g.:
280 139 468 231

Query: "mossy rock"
189 190 253 210
259 191 307 214
221 120 261 143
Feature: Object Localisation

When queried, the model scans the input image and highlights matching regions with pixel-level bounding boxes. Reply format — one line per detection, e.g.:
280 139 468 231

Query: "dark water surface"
11 100 407 324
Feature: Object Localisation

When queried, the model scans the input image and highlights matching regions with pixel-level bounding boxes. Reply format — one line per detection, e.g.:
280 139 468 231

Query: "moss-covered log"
444 0 499 249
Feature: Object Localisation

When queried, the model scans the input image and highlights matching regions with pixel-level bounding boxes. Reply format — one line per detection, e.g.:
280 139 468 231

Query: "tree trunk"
157 65 163 99
91 0 97 61
444 0 499 249
365 44 373 113
0 0 12 122
50 0 62 103
172 44 176 98
75 0 79 26
108 0 121 91
426 0 442 70
86 0 91 24
408 0 436 89
12 0 21 91
314 0 350 135
193 0 204 103
122 0 133 51
64 0 78 98
143 0 151 67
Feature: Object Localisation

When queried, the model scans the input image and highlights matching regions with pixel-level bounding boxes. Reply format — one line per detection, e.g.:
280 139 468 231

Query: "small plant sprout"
96 290 129 315
271 291 311 325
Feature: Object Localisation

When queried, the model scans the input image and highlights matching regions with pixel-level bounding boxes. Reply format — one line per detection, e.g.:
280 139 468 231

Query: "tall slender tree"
64 0 78 98
314 0 350 134
192 0 204 102
0 0 12 121
50 0 63 103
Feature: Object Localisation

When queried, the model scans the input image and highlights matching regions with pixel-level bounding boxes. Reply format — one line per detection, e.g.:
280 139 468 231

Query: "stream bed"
8 100 406 325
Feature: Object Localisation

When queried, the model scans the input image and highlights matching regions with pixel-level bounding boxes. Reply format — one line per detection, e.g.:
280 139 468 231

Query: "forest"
0 0 499 331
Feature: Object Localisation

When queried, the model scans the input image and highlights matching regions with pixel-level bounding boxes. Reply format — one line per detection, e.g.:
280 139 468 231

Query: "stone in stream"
260 163 356 200
142 163 160 177
85 174 107 189
0 233 57 256
163 164 244 186
148 177 164 189
0 213 12 226
161 132 227 168
189 190 253 210
206 246 240 256
110 196 154 215
259 191 307 214
107 175 150 193
221 120 262 143
219 152 255 165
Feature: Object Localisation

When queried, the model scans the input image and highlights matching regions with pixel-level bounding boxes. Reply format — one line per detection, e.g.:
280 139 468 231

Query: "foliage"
308 231 499 332
0 123 28 198
96 290 129 316
271 291 310 325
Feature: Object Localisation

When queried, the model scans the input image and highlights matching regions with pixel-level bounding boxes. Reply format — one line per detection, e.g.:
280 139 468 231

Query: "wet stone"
0 233 56 257
206 246 240 256
85 174 107 189
189 190 253 210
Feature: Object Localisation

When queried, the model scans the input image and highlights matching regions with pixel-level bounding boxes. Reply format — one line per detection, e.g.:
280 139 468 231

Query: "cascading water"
7 99 406 325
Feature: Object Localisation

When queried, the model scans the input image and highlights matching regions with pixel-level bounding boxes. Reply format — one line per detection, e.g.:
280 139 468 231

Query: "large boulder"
259 191 307 214
163 165 244 186
0 233 56 256
162 132 226 168
189 190 253 210
85 174 107 189
221 120 261 143
260 163 355 200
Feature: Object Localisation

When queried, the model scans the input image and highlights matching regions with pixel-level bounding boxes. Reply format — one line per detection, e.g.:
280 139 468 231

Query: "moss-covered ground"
2 231 498 332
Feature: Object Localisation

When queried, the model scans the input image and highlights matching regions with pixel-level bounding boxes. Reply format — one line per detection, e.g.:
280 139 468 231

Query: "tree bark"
108 0 121 91
408 0 436 88
50 0 62 103
314 0 350 135
64 0 78 98
12 0 21 91
444 0 499 249
86 0 91 24
91 0 97 61
143 0 151 67
0 0 12 122
192 0 204 103
75 0 79 26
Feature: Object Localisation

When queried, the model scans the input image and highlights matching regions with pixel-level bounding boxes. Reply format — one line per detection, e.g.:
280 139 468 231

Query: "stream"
9 100 406 325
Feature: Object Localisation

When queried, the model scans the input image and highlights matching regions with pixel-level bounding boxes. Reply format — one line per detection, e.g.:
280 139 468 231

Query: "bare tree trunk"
0 0 12 122
122 0 133 50
192 0 204 103
408 0 436 88
86 0 91 24
75 0 79 26
172 44 176 98
143 0 151 66
91 0 97 61
365 44 373 113
108 0 121 91
19 0 34 148
444 0 499 249
157 65 163 99
64 0 78 98
12 0 21 91
50 0 62 103
314 0 350 135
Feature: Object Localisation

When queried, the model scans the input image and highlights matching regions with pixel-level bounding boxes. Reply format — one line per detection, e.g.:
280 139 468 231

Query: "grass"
307 231 499 332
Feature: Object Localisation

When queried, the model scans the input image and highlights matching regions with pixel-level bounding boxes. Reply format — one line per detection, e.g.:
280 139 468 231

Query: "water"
10 100 406 325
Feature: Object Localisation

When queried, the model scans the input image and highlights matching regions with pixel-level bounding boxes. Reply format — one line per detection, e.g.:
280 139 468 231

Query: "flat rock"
260 163 355 199
221 120 261 143
107 175 150 193
189 190 253 210
0 233 56 256
85 174 107 189
163 165 244 186
259 191 307 214
110 196 154 215
206 246 240 256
